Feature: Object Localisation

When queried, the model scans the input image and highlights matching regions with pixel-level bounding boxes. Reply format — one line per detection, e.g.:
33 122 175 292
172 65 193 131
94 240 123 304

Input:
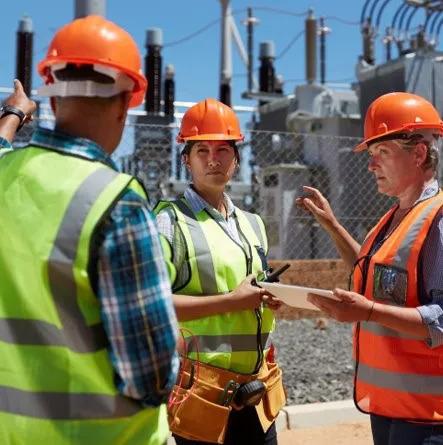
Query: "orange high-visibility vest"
353 192 443 421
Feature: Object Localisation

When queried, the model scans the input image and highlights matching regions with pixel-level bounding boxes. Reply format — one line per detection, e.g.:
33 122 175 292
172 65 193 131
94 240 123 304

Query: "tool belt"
168 359 286 444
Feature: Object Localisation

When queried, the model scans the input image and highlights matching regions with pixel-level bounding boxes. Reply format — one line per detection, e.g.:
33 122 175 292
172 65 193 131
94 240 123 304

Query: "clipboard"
257 282 338 311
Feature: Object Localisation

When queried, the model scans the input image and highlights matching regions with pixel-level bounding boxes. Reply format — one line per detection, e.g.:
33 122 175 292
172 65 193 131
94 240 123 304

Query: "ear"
414 142 427 168
50 97 57 115
182 154 191 170
116 92 131 122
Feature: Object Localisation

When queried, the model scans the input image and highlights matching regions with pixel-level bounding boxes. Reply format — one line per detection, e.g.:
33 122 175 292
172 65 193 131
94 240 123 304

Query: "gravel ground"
272 319 355 405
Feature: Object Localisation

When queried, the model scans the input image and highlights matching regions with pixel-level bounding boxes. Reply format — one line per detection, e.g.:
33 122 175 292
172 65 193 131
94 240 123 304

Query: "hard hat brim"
354 122 443 152
176 133 244 144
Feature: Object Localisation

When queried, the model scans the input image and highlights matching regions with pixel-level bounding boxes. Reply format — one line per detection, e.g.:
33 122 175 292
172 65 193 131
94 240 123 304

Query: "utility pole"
74 0 106 17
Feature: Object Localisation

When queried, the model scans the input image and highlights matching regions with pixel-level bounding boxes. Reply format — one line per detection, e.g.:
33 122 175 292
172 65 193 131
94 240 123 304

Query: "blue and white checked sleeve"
0 137 12 148
97 188 179 406
417 211 443 348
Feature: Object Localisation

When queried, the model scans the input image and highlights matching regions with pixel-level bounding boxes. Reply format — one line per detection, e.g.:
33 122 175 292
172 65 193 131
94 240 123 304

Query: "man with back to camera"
0 16 178 445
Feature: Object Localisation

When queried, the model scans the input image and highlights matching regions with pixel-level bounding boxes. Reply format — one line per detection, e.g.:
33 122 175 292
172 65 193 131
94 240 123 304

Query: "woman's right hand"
230 275 269 311
295 186 338 231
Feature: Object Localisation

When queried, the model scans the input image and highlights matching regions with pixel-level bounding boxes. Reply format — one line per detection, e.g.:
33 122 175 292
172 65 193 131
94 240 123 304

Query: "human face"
367 139 420 197
185 140 237 191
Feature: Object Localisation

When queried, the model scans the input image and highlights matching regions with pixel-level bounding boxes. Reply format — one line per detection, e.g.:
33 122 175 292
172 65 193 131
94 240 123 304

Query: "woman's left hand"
262 293 282 311
307 288 373 322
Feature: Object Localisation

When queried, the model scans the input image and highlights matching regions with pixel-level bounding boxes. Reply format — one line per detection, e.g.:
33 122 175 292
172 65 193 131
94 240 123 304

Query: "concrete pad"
167 399 368 442
275 409 289 432
283 399 368 429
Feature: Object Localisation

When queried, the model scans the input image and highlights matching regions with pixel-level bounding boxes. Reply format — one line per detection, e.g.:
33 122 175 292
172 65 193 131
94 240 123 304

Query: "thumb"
14 79 24 94
332 288 352 301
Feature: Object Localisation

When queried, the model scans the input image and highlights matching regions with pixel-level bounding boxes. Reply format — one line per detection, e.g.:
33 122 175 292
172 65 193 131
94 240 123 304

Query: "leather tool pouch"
256 361 287 432
168 362 232 444
169 385 230 444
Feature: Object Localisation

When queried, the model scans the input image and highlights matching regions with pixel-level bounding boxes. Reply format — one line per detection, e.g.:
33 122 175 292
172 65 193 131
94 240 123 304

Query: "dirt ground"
277 421 372 445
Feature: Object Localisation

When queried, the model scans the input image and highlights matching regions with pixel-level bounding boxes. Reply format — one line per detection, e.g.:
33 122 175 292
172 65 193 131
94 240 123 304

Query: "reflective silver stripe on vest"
357 362 443 395
0 386 141 420
186 332 271 353
174 199 219 295
360 321 421 340
394 197 443 269
0 168 123 353
241 211 264 248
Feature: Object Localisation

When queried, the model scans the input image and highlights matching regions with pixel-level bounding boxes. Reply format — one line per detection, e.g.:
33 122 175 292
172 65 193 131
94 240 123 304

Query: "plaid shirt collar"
30 126 118 170
184 185 235 217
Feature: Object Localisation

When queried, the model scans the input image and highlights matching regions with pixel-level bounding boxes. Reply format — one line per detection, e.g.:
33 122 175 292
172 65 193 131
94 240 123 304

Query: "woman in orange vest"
298 92 443 445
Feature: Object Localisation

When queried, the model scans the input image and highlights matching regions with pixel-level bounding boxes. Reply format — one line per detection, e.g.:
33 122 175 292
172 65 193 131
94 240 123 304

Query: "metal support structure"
319 17 330 85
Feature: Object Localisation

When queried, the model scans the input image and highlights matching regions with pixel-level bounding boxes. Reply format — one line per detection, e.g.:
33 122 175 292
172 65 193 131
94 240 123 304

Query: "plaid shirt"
4 127 178 406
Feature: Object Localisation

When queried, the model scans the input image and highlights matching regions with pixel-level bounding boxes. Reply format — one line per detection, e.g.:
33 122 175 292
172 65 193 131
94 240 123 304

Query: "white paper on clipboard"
257 282 338 311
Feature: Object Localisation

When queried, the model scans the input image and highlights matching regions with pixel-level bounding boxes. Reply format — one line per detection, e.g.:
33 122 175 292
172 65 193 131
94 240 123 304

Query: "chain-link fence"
12 116 441 260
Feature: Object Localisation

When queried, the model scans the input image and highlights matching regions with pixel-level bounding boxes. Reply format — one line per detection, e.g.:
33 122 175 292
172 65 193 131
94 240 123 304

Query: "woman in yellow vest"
154 98 286 445
300 92 443 445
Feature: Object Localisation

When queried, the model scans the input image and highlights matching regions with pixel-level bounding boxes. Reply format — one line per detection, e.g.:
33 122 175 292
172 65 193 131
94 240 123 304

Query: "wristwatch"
0 105 27 131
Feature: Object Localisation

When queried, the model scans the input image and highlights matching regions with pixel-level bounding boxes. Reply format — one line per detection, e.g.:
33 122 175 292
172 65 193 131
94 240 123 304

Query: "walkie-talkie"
264 263 290 282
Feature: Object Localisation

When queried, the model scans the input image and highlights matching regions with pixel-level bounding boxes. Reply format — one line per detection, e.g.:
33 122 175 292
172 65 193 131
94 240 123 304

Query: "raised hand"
3 79 37 123
295 186 338 231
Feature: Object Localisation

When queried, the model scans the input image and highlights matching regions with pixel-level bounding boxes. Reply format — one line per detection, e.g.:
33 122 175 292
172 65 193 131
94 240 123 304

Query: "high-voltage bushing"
16 16 33 97
383 27 394 61
145 28 163 114
305 9 317 84
74 0 106 18
361 18 376 65
164 64 175 121
259 41 276 93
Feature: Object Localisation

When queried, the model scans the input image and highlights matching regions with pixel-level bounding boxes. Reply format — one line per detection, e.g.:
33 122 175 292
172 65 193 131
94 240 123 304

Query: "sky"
2 0 431 111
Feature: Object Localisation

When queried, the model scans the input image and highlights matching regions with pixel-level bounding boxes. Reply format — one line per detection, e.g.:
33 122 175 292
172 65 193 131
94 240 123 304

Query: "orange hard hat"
177 98 244 143
354 92 443 152
37 15 147 108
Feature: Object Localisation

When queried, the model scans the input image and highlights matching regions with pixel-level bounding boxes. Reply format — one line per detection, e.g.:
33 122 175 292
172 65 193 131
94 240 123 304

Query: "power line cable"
163 8 246 48
276 30 304 60
251 6 308 17
323 16 360 26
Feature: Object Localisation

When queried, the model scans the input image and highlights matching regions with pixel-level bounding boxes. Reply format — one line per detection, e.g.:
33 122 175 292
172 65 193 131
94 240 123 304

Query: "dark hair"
53 63 115 83
181 140 240 163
